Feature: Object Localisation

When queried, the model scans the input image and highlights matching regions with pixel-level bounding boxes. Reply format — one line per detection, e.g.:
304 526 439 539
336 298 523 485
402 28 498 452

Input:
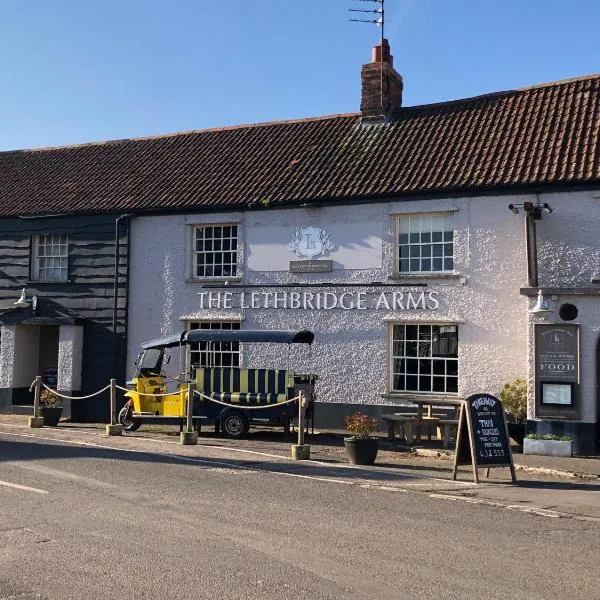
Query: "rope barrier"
192 389 301 410
33 380 303 409
114 384 182 398
40 382 111 401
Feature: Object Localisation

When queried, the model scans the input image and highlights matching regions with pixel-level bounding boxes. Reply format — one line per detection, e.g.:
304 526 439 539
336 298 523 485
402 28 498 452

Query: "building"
0 210 130 421
0 41 598 452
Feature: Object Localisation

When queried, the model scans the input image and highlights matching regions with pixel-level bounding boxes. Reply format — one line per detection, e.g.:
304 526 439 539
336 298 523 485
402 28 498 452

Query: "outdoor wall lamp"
14 288 38 313
530 289 553 316
508 199 553 287
507 202 552 219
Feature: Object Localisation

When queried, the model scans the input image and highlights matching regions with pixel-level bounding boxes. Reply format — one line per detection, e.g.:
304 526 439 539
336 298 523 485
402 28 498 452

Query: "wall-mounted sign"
288 226 334 259
534 324 580 418
197 289 440 311
289 260 332 273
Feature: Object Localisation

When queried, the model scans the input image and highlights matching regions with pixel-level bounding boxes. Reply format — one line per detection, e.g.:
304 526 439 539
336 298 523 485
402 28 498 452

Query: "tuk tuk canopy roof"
141 329 315 350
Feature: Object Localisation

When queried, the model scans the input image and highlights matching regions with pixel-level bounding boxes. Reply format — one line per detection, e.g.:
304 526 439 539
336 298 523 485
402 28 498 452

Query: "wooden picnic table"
382 396 464 447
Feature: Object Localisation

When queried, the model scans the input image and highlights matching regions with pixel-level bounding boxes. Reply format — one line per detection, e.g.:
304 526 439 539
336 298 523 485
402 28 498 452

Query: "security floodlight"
508 204 519 214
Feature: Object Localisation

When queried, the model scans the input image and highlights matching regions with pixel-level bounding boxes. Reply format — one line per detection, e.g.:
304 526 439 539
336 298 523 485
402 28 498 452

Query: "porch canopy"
141 329 315 350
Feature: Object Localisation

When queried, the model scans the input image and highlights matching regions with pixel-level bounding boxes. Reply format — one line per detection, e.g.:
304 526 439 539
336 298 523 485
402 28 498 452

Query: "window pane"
34 233 68 281
193 224 238 279
397 214 454 274
391 323 458 394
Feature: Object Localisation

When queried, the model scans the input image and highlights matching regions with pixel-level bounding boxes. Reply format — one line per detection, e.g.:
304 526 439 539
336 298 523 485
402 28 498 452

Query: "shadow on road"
0 437 435 484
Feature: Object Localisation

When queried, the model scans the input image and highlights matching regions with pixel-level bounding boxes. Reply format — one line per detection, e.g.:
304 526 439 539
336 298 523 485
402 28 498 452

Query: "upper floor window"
32 234 69 281
193 224 238 279
188 321 241 368
397 214 453 274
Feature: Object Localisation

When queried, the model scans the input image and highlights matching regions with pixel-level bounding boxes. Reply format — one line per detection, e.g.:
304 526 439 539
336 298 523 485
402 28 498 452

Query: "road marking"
429 494 572 520
0 479 48 494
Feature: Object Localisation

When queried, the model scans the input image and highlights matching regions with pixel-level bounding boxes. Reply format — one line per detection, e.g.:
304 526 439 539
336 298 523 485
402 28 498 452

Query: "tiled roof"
1 75 599 217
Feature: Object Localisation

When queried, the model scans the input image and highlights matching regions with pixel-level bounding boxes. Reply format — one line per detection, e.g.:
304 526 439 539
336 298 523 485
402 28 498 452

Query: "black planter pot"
507 422 526 445
41 406 63 427
344 437 378 465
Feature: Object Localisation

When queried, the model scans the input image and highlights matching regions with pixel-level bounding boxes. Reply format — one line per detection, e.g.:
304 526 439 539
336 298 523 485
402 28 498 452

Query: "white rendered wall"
11 325 40 388
127 195 529 406
0 325 17 388
527 189 600 424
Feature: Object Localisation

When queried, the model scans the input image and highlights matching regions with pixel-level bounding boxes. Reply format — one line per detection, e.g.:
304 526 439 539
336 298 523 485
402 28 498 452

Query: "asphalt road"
0 431 598 600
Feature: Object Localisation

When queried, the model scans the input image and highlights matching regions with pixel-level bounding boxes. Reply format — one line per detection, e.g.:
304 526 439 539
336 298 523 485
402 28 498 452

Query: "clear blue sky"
1 0 598 150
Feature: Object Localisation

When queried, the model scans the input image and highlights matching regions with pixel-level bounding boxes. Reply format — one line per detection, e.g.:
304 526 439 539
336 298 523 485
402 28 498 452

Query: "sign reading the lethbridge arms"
197 290 440 311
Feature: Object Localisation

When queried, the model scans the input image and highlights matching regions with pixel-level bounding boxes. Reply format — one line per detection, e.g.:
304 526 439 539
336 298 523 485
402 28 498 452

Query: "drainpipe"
525 213 538 287
112 214 132 378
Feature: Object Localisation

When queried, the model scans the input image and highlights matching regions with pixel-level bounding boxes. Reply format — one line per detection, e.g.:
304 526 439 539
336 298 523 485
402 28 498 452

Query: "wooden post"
105 378 123 436
33 376 41 419
291 392 310 460
187 381 194 433
29 376 44 428
298 392 305 446
110 378 116 425
180 382 198 445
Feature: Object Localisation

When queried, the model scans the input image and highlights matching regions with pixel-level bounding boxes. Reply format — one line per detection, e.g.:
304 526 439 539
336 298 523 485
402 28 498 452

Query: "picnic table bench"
381 413 442 445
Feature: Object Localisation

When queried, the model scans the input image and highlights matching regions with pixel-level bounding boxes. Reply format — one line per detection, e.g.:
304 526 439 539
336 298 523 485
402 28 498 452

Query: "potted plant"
343 412 379 465
499 378 527 445
523 433 573 457
40 388 63 426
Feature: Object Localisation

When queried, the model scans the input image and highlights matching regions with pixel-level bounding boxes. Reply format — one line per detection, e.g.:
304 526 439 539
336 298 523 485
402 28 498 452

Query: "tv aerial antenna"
349 0 385 43
349 0 387 119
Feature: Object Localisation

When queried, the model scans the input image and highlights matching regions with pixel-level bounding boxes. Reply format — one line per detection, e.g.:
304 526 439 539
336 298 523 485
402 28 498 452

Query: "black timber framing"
0 213 129 421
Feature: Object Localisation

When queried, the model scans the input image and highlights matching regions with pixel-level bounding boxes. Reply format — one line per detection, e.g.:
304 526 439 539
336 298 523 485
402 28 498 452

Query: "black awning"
141 329 315 349
0 299 83 326
141 332 186 350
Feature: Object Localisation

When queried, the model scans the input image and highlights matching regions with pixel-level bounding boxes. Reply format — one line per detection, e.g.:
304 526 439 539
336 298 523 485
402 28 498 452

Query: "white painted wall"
528 189 600 424
12 325 40 388
127 195 529 406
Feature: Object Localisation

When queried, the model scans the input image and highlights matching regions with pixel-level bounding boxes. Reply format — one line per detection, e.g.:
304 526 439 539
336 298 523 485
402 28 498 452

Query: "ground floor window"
391 324 458 393
187 321 241 367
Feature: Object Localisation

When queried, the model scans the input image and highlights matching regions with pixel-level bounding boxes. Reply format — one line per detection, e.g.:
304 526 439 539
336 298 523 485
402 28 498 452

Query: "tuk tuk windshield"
138 348 164 375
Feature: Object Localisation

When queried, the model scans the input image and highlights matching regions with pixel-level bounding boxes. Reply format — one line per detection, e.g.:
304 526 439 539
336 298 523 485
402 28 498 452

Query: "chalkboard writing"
467 394 511 466
42 367 58 388
453 394 516 483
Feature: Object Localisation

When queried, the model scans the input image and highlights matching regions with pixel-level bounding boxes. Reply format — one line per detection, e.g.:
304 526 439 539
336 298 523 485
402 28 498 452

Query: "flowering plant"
344 412 378 439
40 388 62 408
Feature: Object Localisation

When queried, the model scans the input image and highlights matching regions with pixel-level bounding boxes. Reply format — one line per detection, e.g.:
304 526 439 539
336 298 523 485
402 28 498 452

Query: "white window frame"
191 224 238 280
396 213 454 275
32 233 69 282
390 323 458 395
186 321 241 368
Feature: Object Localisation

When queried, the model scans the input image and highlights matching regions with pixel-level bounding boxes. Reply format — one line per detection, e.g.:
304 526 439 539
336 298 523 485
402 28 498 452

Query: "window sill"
185 277 243 284
381 392 461 401
388 273 462 281
26 279 73 285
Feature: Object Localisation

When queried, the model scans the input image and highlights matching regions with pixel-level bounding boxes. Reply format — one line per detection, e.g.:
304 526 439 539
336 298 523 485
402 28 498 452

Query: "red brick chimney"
360 39 403 122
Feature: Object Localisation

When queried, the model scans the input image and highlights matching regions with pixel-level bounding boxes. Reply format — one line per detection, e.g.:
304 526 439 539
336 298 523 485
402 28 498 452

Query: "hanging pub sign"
534 324 580 419
452 393 516 483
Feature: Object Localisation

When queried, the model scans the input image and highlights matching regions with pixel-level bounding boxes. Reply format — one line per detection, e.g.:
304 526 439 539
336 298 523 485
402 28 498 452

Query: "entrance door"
39 325 59 387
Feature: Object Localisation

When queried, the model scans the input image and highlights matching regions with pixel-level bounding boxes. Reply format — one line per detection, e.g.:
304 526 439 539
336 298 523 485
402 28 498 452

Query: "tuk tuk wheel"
118 404 142 432
221 410 249 439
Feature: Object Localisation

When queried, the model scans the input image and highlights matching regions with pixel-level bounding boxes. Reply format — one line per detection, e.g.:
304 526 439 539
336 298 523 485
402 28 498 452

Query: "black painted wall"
0 213 129 421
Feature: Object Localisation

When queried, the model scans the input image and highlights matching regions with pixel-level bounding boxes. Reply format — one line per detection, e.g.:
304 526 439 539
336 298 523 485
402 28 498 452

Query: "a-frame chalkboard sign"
452 393 516 483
